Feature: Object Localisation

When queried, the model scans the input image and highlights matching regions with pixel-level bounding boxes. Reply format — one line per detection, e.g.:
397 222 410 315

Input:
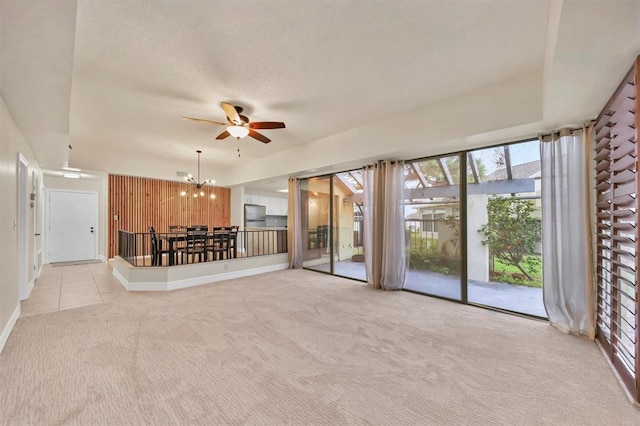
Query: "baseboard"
0 304 21 354
112 268 130 291
26 278 35 299
97 255 106 262
119 263 289 291
167 263 289 291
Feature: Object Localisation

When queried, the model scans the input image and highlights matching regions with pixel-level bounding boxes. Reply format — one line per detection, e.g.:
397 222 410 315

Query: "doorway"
17 154 29 300
47 190 98 263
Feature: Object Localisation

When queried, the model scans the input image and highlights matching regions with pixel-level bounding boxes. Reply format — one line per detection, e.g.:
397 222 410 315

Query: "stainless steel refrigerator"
244 204 267 228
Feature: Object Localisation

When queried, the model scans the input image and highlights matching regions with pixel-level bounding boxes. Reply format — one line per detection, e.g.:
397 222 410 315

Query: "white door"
48 190 98 263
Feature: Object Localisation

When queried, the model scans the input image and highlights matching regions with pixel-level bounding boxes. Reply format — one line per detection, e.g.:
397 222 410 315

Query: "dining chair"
169 226 188 258
226 226 239 258
317 225 328 248
148 226 171 266
308 229 318 249
184 230 207 263
208 230 230 261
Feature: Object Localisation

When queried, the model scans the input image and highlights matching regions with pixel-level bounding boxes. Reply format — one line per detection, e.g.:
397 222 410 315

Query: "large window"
301 139 545 318
466 140 544 317
401 140 545 317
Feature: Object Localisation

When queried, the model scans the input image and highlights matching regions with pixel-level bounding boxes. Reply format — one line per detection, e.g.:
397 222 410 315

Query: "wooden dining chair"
208 230 229 261
184 230 207 263
148 226 171 266
226 226 239 258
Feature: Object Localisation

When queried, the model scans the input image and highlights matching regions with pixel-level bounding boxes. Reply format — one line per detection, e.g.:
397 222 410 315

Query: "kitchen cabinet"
244 194 288 216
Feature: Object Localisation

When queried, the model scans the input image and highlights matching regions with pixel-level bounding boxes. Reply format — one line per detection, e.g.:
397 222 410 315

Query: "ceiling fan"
182 102 285 144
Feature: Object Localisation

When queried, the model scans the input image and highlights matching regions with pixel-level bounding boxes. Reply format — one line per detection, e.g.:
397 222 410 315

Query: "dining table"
160 230 237 266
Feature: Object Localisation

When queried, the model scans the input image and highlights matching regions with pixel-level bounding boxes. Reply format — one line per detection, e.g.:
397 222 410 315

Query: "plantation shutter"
594 57 640 402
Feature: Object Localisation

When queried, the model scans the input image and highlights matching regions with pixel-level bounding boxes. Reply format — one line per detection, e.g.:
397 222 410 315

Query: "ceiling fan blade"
249 129 271 144
249 121 286 130
182 117 226 126
216 130 231 140
221 102 242 125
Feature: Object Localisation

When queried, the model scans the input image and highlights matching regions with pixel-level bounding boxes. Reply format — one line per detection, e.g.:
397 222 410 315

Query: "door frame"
17 153 29 300
32 171 42 278
45 189 99 264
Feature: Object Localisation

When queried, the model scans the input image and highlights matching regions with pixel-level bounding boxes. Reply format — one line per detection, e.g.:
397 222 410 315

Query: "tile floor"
21 262 132 317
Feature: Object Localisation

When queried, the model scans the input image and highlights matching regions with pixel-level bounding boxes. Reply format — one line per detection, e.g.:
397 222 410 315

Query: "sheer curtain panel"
362 161 406 290
541 127 595 338
287 177 303 268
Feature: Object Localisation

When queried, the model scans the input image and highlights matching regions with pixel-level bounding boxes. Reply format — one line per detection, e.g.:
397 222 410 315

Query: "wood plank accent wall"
594 56 639 403
108 174 230 258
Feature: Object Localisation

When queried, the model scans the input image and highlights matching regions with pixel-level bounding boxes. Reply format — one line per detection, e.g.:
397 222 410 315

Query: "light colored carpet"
0 269 637 425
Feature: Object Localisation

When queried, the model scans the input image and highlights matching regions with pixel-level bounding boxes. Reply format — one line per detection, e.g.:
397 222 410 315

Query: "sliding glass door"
302 177 332 272
404 155 463 300
466 140 545 317
301 171 366 281
301 140 545 318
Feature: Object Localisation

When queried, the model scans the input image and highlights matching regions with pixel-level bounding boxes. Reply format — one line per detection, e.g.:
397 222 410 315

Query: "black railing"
405 218 457 252
118 229 288 267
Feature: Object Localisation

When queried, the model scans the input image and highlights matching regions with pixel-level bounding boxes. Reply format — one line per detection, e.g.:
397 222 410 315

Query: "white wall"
0 94 42 352
223 72 543 186
43 174 108 261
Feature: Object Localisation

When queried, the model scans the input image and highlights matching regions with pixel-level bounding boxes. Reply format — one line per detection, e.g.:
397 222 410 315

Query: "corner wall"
0 94 42 352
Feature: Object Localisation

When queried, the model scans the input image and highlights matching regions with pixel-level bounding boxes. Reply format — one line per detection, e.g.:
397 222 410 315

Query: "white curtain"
287 177 303 269
363 161 406 290
541 127 595 338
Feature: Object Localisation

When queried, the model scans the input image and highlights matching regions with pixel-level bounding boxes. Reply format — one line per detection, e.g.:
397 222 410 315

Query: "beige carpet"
1 269 637 425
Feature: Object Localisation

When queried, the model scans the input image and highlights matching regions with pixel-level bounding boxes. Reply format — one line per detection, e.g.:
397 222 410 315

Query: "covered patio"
311 259 546 318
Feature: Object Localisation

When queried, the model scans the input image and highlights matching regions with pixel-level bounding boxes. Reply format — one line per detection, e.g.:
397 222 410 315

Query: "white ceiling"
1 0 639 191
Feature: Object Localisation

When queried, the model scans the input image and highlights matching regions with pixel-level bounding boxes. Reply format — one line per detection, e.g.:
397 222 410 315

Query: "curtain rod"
538 119 596 140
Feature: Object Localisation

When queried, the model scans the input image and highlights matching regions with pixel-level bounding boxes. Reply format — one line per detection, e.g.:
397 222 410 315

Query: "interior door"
48 190 98 263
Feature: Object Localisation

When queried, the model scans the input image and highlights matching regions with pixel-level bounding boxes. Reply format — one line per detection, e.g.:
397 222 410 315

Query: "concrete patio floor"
309 259 546 318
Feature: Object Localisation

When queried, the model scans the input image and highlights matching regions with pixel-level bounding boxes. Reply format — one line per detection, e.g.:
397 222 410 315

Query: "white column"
230 186 245 230
467 194 489 282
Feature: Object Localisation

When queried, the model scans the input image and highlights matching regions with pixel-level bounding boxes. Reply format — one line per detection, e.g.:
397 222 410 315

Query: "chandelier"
181 150 216 199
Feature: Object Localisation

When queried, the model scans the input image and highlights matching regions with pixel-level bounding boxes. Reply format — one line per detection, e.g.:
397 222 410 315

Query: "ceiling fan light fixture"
227 125 249 139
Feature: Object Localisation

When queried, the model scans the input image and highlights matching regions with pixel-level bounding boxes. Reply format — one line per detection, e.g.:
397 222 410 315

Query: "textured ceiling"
2 0 640 190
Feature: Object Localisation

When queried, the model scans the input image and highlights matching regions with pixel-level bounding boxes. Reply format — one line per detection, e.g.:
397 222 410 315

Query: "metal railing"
405 219 454 251
118 229 288 267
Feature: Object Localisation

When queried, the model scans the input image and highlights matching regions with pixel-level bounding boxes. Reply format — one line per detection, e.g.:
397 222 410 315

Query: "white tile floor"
20 262 133 317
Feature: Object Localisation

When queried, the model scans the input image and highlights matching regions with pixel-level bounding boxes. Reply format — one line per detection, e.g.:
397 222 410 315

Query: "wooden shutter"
594 57 639 402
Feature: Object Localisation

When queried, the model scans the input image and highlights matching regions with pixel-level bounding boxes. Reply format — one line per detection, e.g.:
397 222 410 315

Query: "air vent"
176 171 188 178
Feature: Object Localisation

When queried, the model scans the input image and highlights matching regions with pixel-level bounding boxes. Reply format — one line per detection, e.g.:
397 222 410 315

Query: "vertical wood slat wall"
594 57 640 402
108 174 231 258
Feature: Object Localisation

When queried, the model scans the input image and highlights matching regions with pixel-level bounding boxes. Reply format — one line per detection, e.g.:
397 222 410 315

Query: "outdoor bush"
408 246 460 275
478 197 541 281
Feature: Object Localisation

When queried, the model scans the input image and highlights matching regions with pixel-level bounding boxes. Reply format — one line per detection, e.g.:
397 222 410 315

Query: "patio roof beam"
335 173 359 194
406 178 535 199
437 158 454 185
348 171 363 188
467 152 479 184
410 162 430 188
